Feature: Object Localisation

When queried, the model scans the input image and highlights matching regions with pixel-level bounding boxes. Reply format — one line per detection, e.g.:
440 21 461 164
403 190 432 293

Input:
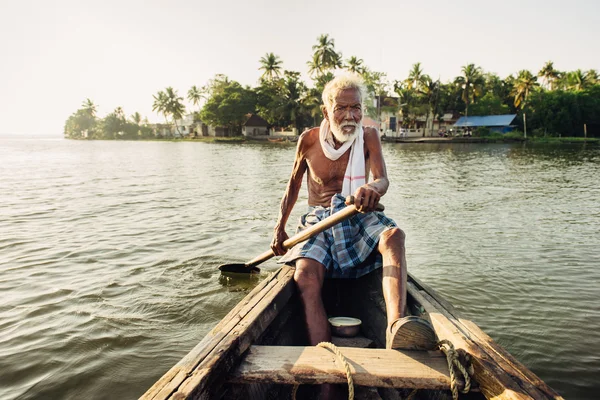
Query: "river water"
0 136 598 399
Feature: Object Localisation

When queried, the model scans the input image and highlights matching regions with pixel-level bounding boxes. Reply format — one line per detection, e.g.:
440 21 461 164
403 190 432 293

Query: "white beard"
330 119 362 144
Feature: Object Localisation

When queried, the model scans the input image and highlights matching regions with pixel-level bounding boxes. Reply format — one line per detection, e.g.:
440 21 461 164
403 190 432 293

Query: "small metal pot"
328 317 362 337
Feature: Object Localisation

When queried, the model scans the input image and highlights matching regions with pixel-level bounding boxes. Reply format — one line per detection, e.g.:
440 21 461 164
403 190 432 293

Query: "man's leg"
379 227 436 350
294 257 329 345
378 227 408 325
294 258 345 399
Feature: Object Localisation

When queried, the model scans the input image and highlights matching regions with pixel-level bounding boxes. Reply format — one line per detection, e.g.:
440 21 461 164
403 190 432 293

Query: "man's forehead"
333 88 361 105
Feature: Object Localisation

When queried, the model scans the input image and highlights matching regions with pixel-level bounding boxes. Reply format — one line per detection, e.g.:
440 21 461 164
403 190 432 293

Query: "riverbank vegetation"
64 35 600 140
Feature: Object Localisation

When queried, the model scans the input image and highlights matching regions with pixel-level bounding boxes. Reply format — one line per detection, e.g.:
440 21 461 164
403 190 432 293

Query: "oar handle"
245 196 384 268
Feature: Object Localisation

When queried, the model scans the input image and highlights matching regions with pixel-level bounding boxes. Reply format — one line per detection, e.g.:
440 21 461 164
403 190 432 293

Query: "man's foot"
386 316 437 351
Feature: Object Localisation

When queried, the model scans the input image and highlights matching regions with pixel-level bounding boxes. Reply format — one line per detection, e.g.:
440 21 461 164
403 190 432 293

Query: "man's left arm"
353 127 389 212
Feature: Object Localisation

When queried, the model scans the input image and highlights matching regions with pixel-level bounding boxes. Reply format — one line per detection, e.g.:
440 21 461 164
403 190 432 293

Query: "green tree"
82 98 97 118
153 87 186 136
64 99 98 139
200 75 257 133
100 107 127 139
311 34 342 74
152 90 169 125
513 70 539 138
406 62 424 90
469 92 510 115
538 61 560 91
345 56 365 74
455 63 484 117
259 53 283 81
187 85 202 111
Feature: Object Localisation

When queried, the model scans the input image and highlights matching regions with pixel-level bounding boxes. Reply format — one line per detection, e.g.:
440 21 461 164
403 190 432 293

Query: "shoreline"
62 135 599 144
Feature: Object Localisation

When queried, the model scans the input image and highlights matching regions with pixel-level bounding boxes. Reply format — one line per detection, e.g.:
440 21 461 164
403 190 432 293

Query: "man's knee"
294 260 324 295
379 227 406 250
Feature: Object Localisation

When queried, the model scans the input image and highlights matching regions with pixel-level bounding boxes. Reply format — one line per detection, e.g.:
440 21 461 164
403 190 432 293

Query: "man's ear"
321 105 329 121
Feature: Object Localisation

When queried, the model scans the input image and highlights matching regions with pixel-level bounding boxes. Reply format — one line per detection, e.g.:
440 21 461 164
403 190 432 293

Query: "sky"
0 0 599 135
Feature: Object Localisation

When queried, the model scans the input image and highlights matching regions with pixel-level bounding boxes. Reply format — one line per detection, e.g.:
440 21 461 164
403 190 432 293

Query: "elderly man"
271 74 435 360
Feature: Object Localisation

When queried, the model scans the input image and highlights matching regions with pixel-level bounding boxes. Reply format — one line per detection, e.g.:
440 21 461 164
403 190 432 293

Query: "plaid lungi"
278 193 397 279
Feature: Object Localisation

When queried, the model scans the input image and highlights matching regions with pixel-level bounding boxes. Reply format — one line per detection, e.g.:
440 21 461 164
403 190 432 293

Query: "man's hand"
271 227 289 256
348 185 382 213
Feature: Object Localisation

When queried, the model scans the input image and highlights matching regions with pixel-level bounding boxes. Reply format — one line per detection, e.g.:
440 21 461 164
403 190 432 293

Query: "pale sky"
1 0 598 135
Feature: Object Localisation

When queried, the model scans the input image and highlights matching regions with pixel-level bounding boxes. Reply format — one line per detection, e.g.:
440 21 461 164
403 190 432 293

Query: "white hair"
321 73 367 110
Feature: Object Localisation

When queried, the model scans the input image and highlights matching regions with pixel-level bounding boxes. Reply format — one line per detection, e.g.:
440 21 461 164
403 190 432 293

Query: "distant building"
242 114 269 137
454 114 517 133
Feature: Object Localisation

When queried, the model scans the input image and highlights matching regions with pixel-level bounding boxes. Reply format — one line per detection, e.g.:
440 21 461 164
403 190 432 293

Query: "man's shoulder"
363 126 379 140
298 127 320 147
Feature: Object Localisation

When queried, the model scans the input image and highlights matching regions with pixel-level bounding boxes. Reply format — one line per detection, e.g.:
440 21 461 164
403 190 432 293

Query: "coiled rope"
291 340 471 400
437 339 472 400
291 341 354 400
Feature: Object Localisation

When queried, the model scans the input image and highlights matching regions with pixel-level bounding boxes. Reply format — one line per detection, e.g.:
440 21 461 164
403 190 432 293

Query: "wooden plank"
140 266 296 400
406 281 563 400
229 345 453 390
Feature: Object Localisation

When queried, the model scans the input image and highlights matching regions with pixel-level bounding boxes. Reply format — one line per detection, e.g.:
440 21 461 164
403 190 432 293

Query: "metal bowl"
328 317 362 337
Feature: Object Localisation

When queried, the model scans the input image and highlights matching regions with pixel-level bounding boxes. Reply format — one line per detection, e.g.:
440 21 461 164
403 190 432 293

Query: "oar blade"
218 263 261 274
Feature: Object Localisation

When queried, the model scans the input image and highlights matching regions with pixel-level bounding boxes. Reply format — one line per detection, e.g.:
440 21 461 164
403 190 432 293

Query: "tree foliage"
199 75 257 132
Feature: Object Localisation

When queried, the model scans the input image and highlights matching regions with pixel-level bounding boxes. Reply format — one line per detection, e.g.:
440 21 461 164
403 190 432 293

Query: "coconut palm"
586 69 599 85
406 62 424 90
152 90 169 124
419 75 440 136
81 98 97 117
455 63 484 117
513 70 539 138
259 53 283 81
564 69 593 91
538 61 560 91
311 34 342 73
130 112 142 125
306 53 323 79
187 85 202 110
164 87 186 135
153 88 186 136
345 56 364 74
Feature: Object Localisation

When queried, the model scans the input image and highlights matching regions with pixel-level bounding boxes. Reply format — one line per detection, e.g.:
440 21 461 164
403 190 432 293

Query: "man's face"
327 88 363 143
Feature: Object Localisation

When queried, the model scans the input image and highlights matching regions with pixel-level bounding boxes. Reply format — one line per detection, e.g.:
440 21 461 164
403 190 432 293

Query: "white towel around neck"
319 119 365 196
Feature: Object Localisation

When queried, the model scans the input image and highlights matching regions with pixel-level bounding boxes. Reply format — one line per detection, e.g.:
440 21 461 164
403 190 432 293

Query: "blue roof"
454 114 516 127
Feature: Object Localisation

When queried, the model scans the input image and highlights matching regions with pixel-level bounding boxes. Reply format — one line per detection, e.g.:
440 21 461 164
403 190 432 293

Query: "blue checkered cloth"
278 194 397 279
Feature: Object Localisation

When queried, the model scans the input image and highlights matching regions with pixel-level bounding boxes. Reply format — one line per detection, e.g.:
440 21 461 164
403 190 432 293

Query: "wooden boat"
141 266 563 400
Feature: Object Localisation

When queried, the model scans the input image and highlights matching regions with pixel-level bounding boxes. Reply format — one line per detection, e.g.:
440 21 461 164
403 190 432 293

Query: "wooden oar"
219 196 384 274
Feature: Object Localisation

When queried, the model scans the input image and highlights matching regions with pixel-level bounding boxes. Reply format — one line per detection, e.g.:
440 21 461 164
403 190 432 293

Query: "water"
0 136 598 399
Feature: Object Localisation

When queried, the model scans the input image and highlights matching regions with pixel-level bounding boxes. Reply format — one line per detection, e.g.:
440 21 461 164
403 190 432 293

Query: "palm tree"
152 88 186 136
259 53 283 81
81 98 97 117
164 87 186 136
406 62 424 90
130 112 142 125
187 85 202 110
513 70 539 138
311 34 342 73
152 90 169 124
586 69 599 85
345 56 364 74
455 63 484 117
419 75 440 136
393 81 416 129
306 53 323 79
538 61 560 91
565 70 591 91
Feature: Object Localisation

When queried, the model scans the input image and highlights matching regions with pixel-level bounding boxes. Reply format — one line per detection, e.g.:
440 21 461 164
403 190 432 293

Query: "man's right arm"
271 132 309 255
